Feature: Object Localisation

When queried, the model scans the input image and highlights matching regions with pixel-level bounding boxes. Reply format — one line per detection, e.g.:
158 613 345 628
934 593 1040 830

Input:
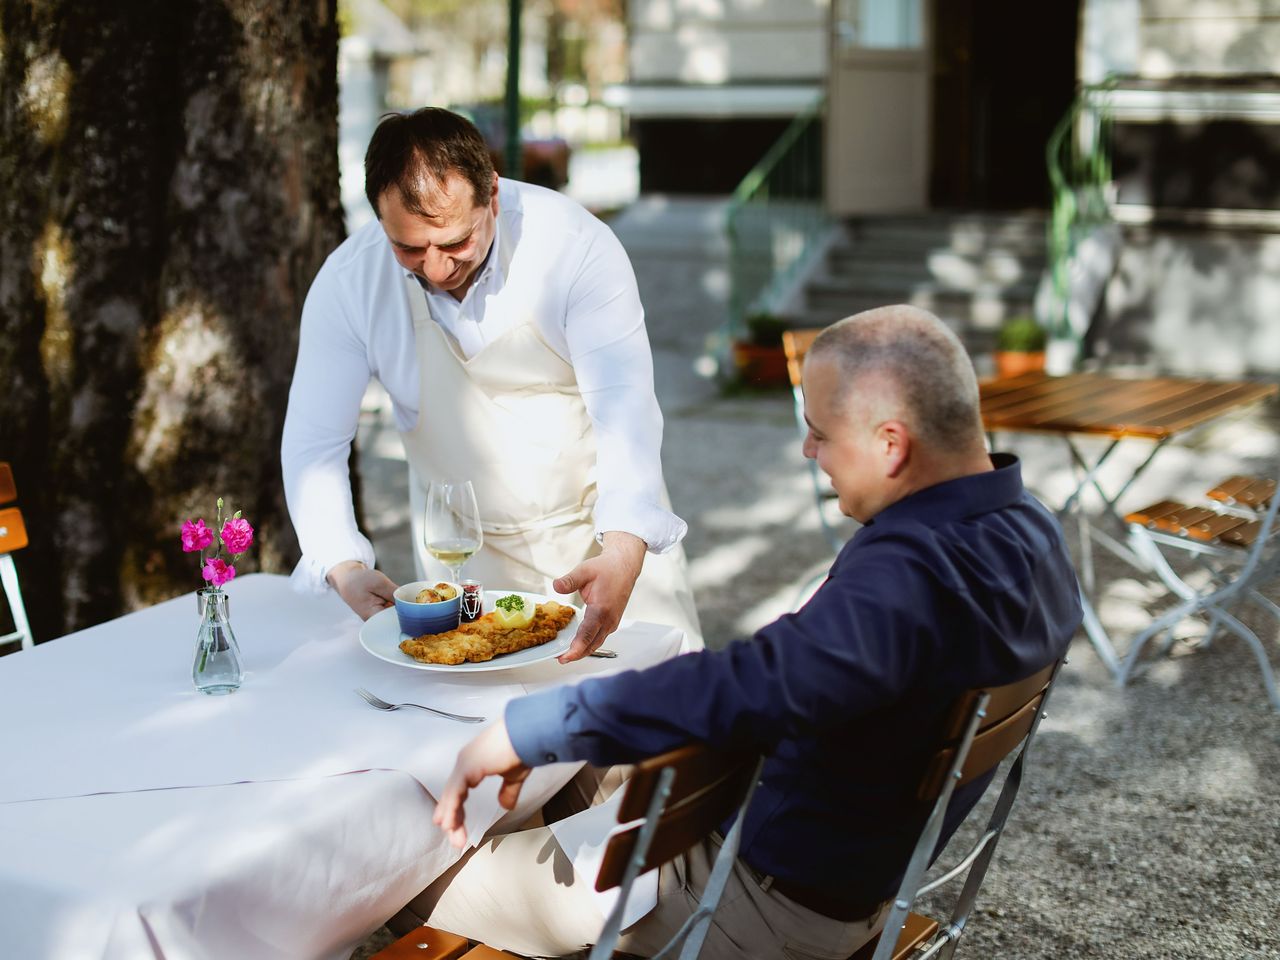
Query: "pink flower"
221 517 254 555
202 557 236 587
181 519 215 553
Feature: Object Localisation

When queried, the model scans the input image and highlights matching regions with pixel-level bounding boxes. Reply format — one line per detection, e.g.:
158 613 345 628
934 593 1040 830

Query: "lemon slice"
493 594 536 629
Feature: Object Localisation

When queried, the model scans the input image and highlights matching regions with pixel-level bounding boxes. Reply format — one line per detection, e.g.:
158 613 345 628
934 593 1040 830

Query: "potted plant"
731 313 791 388
994 315 1047 379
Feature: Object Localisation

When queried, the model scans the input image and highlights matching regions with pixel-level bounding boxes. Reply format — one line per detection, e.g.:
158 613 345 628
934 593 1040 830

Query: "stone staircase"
793 212 1049 354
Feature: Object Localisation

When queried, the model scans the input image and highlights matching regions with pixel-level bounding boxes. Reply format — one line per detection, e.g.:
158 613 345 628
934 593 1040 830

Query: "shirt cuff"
288 543 377 596
506 687 580 766
594 494 688 554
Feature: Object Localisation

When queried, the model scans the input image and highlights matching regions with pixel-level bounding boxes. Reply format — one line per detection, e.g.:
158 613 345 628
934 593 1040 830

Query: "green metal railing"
718 101 831 366
1043 79 1117 357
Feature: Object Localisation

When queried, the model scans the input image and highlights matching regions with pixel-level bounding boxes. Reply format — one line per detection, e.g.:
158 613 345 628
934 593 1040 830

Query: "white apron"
400 274 702 649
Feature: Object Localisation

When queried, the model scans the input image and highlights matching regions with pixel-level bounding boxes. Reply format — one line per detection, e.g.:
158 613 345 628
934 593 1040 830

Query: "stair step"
822 261 1044 292
829 248 1049 273
845 213 1049 240
839 220 1049 253
807 277 1039 305
798 289 1034 332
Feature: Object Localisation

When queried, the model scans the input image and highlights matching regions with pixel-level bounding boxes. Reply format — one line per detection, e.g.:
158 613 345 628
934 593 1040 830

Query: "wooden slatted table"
979 372 1278 677
980 372 1276 441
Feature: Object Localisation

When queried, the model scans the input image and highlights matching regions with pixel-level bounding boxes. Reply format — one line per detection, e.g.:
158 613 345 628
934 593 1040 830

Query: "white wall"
628 0 830 85
1084 0 1280 80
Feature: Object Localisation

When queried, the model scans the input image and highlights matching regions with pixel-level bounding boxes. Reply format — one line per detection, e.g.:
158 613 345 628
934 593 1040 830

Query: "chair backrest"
0 462 17 505
782 328 822 392
589 743 763 960
0 461 29 556
864 658 1062 960
0 462 34 651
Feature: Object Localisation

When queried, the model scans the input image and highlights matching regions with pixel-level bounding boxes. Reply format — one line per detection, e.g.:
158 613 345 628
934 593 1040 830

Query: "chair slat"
1235 477 1276 508
956 694 1044 787
0 508 29 554
1153 505 1217 534
847 911 940 960
372 925 470 960
459 945 518 960
782 328 823 389
0 463 15 505
1218 520 1262 548
1124 499 1187 527
1205 475 1255 503
937 661 1054 741
598 758 757 891
617 742 743 823
919 692 1045 801
1184 512 1249 543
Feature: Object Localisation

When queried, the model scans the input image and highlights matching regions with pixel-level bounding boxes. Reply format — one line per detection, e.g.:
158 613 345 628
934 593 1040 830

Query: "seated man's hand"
327 560 396 620
553 531 646 663
434 720 530 849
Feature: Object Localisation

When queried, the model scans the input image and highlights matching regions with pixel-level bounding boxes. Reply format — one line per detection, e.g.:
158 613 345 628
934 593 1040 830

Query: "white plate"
359 590 583 673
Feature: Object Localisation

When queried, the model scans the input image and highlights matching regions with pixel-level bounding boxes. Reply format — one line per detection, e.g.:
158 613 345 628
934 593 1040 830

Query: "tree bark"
0 0 344 638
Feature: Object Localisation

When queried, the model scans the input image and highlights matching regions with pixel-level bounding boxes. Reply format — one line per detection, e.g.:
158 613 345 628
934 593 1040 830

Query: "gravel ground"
350 199 1280 959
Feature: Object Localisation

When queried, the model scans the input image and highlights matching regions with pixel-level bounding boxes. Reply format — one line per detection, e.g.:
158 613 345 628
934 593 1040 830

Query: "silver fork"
354 687 486 723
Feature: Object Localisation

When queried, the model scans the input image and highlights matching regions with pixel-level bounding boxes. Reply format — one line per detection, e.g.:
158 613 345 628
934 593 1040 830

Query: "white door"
827 0 930 214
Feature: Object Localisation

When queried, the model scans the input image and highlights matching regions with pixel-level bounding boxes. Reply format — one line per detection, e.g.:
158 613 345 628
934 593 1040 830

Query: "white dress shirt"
282 179 685 593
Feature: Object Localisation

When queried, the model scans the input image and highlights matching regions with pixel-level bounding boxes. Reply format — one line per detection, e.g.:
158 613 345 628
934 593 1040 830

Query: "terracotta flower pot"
731 341 791 387
994 350 1046 380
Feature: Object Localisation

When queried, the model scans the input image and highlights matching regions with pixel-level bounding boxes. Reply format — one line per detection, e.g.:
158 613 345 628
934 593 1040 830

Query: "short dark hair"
364 108 495 217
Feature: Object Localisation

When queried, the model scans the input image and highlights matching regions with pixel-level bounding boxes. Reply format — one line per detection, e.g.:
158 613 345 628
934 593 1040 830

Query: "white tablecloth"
0 574 689 960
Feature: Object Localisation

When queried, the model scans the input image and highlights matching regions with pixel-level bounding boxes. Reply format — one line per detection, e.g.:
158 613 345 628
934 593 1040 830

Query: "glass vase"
192 588 242 695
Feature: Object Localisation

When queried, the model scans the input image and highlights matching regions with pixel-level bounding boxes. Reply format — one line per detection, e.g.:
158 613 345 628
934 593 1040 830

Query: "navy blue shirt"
508 454 1081 906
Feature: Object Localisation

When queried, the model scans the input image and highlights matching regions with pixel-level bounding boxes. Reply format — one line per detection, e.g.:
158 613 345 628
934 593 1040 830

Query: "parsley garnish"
495 594 526 613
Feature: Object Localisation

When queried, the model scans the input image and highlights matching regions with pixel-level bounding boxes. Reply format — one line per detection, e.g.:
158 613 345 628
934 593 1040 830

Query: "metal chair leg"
0 554 34 650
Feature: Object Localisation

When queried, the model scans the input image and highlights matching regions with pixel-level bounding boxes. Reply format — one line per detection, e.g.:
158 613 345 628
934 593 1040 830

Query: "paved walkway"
352 198 1280 959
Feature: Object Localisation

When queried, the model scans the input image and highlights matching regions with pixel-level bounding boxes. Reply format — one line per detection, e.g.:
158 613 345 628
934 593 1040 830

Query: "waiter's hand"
554 531 645 662
327 560 396 620
433 719 529 849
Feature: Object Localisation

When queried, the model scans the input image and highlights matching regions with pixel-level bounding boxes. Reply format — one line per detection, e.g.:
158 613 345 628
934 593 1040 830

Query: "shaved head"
807 305 984 454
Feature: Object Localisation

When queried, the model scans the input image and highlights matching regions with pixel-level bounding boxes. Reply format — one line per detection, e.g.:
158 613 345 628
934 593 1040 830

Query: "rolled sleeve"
594 493 687 554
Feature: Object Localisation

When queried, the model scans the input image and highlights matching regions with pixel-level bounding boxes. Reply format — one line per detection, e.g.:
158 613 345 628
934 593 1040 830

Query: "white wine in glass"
424 480 483 583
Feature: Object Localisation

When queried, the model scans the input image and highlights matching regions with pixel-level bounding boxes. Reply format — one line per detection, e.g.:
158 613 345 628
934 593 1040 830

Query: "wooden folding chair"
1122 474 1280 709
377 743 763 960
782 328 851 570
854 659 1063 960
0 462 34 651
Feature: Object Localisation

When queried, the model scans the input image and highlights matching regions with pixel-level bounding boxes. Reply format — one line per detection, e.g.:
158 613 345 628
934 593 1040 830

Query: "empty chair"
0 462 33 651
854 659 1062 960
1122 474 1280 709
374 742 763 960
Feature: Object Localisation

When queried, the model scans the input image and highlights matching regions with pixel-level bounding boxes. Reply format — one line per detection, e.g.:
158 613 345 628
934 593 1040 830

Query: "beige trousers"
392 769 886 960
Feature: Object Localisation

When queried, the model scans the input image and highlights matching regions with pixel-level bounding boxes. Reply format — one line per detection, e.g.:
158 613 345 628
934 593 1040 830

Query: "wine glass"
423 479 483 583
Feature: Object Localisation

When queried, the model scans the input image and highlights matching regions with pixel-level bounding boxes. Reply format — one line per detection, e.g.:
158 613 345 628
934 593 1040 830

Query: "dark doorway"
929 0 1079 209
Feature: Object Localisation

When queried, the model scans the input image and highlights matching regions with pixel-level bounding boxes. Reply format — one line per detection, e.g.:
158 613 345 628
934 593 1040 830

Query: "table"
0 574 689 960
980 372 1278 676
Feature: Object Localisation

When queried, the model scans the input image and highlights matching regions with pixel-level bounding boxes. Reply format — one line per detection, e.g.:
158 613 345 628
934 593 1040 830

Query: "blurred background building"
336 0 1280 378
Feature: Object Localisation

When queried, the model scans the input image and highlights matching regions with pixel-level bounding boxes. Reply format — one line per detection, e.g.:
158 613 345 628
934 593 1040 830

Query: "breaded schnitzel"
399 601 577 665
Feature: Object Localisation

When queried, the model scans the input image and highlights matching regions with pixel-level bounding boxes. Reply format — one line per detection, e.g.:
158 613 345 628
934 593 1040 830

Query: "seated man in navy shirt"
420 305 1082 959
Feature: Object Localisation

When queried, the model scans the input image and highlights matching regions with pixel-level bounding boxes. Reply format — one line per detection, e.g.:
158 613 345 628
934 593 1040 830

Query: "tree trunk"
0 0 344 639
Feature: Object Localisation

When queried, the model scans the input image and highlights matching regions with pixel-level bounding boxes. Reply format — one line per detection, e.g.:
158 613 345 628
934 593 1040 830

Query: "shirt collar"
865 452 1025 530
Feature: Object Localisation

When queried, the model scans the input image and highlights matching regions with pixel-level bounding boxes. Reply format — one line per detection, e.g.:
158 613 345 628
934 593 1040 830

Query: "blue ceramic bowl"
393 581 462 637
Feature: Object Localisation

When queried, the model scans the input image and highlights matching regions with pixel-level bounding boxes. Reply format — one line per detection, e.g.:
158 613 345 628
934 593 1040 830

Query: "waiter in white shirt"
281 107 700 659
